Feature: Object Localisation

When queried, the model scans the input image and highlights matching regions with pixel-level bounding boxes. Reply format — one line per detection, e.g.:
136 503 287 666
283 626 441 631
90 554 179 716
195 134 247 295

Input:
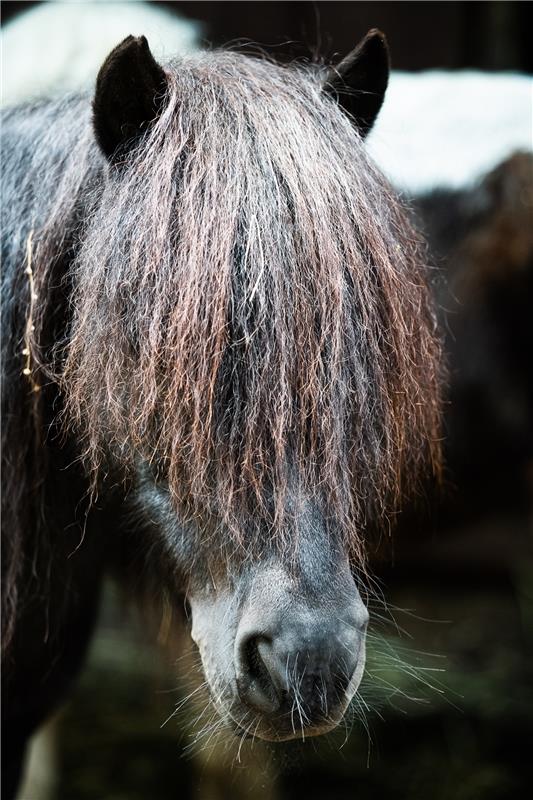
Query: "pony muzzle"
233 601 368 738
190 563 368 741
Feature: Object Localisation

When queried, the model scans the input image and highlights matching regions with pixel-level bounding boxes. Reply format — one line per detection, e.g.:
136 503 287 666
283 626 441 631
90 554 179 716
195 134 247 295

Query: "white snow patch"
1 0 202 105
368 71 532 192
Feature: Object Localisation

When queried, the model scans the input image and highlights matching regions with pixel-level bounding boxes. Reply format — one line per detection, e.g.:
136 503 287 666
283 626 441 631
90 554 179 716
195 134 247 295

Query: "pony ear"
93 35 168 161
323 29 390 138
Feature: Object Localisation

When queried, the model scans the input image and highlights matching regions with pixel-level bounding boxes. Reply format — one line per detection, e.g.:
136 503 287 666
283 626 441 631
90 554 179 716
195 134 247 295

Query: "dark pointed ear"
323 29 390 138
93 35 168 161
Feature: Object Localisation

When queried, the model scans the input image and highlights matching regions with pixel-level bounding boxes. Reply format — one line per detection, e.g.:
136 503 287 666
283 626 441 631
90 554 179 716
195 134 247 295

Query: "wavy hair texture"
56 51 442 560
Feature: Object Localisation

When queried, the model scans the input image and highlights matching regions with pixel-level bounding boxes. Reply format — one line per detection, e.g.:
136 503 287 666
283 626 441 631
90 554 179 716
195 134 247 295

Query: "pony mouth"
206 666 353 742
226 704 343 742
231 718 340 742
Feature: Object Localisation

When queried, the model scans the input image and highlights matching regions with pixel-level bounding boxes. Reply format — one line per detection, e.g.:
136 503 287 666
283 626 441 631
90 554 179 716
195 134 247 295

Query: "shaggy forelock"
61 50 442 560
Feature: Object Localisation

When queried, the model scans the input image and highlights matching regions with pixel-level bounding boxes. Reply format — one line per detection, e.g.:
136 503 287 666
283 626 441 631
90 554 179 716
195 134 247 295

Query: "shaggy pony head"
2 31 445 742
61 35 442 566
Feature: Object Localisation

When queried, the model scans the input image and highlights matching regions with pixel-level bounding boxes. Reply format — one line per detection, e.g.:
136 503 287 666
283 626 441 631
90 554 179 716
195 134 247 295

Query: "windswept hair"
53 51 442 559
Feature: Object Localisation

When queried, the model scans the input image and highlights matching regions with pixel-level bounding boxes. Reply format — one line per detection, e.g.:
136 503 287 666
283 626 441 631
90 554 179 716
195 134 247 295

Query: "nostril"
243 636 271 687
236 634 281 714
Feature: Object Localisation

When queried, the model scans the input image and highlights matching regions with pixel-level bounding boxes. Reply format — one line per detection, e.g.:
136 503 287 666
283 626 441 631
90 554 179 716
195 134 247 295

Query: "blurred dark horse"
1 31 442 797
417 151 533 521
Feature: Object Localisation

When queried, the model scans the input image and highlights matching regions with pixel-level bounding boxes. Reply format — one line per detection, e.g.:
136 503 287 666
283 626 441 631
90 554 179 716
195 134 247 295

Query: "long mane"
59 51 442 558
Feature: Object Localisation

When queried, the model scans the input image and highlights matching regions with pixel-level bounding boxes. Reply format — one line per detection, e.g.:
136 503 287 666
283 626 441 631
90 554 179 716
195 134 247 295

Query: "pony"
1 30 442 798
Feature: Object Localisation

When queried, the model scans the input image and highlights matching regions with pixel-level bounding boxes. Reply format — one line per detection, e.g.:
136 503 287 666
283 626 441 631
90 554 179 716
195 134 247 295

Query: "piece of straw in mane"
57 50 442 560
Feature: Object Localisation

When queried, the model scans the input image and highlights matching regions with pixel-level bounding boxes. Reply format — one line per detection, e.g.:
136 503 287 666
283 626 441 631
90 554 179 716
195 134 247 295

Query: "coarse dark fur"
415 151 533 516
1 37 442 795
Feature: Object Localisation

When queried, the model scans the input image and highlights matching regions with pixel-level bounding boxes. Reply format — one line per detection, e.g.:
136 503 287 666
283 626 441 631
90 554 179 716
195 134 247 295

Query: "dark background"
2 1 532 72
